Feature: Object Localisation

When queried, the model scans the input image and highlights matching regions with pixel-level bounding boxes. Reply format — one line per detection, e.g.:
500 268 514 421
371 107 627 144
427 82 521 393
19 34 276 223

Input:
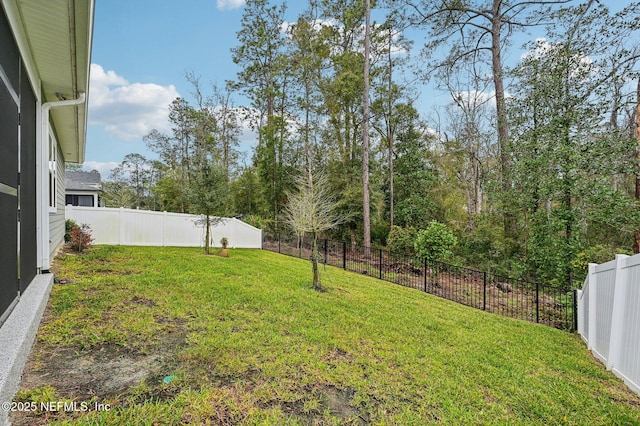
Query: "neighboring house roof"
4 0 94 163
65 170 102 192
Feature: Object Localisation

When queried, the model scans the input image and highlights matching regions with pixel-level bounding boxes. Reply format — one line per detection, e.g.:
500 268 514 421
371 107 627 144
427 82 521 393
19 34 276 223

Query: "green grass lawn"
13 246 640 425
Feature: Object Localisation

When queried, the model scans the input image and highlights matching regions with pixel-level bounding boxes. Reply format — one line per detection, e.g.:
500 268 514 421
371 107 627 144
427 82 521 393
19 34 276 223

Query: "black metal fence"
263 233 577 331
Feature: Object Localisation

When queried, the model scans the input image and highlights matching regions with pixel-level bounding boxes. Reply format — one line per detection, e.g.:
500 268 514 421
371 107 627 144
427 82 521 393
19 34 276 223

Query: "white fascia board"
0 0 43 101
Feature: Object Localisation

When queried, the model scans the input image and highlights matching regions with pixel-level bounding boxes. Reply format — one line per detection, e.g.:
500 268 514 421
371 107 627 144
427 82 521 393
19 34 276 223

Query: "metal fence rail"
263 234 576 331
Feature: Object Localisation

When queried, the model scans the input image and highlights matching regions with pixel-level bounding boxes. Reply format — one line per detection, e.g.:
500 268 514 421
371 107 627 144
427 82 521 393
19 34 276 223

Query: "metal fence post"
423 258 427 292
342 241 347 270
483 271 487 311
268 232 580 333
536 282 540 324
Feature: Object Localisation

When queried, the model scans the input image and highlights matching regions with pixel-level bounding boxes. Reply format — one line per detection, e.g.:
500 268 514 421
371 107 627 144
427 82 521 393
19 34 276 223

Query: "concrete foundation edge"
0 273 53 426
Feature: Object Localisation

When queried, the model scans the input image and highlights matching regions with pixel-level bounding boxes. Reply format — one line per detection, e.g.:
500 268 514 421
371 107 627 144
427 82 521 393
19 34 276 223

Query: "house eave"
1 0 95 163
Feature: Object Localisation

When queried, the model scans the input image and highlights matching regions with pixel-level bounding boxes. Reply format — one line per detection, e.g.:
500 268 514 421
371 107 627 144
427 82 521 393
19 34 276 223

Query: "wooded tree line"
101 0 640 288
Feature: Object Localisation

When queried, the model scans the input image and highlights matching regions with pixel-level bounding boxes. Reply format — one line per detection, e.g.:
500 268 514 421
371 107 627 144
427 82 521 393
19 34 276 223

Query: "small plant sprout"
219 237 230 257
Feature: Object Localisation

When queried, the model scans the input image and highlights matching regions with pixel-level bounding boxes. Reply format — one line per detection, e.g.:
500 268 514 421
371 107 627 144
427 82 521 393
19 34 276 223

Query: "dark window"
0 7 19 324
20 63 37 292
66 194 94 207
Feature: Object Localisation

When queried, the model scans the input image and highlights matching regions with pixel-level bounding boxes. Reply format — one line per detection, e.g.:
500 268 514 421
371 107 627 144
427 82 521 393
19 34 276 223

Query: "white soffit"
12 0 94 163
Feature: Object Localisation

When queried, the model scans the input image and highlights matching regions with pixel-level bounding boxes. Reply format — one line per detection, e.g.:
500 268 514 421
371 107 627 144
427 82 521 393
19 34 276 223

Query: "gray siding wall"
49 145 65 259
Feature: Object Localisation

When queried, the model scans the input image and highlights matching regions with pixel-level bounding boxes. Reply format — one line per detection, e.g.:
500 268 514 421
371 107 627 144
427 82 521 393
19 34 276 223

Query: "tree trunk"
312 233 321 291
491 0 515 238
634 80 640 253
388 24 394 231
389 128 394 230
362 0 372 255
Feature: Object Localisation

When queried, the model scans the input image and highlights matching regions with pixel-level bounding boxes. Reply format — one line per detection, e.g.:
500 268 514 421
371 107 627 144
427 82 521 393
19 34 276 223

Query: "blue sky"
84 0 627 177
85 0 290 174
85 0 450 175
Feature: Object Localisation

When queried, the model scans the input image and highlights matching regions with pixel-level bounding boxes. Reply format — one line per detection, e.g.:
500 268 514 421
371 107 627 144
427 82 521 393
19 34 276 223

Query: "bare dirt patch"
261 384 367 425
10 345 170 425
10 301 188 425
20 344 164 399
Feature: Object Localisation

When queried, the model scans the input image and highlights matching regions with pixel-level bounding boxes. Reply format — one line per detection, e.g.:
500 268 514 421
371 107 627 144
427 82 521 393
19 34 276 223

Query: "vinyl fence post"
607 254 630 371
119 207 125 245
535 282 540 324
162 211 168 246
483 271 487 311
342 241 347 270
572 289 578 332
587 263 597 351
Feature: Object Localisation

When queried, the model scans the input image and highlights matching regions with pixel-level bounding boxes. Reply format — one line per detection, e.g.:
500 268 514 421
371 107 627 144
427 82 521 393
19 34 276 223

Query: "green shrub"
64 219 78 243
242 214 271 231
572 244 633 285
69 223 94 253
387 225 417 254
414 221 457 263
455 215 521 277
371 221 390 246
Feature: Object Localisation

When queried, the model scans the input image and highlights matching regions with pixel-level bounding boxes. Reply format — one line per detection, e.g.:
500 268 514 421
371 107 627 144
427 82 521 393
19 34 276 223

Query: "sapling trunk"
205 215 211 255
312 232 321 291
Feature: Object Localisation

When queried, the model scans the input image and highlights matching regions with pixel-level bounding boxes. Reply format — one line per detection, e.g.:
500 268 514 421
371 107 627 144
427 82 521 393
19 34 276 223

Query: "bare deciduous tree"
284 171 345 291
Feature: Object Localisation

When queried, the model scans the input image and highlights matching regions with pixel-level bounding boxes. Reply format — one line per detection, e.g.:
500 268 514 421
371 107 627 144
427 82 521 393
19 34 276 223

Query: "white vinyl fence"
577 253 640 395
66 206 262 249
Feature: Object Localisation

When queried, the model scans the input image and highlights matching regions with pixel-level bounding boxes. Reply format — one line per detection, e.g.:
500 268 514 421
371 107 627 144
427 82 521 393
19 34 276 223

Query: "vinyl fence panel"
159 211 205 247
578 253 640 396
65 206 262 249
615 255 640 395
122 209 166 246
593 259 617 363
66 206 121 244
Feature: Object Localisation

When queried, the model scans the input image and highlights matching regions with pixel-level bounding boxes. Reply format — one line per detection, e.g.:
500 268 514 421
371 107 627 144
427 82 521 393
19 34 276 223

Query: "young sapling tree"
284 171 345 291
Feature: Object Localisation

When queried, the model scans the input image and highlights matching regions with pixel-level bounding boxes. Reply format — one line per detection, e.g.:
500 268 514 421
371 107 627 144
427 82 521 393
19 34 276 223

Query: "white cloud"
452 90 494 108
451 89 514 110
231 106 260 152
81 161 120 178
281 18 337 35
88 64 180 140
521 38 596 79
216 0 245 11
282 19 408 59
